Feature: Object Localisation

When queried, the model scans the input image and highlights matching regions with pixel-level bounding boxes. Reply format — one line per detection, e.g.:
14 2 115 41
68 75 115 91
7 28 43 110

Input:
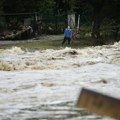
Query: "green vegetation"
0 40 82 50
0 36 113 50
0 0 119 42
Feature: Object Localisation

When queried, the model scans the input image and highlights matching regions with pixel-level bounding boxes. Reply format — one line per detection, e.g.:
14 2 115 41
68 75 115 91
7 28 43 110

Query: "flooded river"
0 42 120 120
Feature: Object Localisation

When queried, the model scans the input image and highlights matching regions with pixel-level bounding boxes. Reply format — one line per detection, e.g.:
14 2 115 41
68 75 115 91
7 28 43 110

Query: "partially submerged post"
76 88 120 120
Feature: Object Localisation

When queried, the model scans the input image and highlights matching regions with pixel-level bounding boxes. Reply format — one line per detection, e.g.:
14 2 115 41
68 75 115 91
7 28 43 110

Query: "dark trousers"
62 37 71 46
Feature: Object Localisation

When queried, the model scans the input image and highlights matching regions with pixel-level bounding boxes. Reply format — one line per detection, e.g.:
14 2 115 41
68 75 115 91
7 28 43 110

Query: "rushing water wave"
0 42 120 71
0 42 120 120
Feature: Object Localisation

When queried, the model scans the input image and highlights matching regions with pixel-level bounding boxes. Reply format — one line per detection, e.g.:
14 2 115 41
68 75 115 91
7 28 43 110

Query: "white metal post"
77 14 80 29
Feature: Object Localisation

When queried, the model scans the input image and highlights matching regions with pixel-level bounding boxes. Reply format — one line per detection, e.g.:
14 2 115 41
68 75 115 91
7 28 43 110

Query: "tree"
74 0 106 38
0 0 119 38
74 0 120 39
2 0 55 14
55 0 106 38
0 0 4 13
54 0 75 15
89 0 106 38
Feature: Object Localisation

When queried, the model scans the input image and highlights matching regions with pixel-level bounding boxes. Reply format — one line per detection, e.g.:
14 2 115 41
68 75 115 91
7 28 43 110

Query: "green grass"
0 37 115 50
0 40 61 50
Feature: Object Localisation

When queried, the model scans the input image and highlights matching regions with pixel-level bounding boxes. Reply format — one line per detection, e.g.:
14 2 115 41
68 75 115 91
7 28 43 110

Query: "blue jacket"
64 28 72 39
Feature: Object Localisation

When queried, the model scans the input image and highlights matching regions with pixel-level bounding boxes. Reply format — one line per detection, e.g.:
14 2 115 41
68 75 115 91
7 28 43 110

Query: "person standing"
62 25 72 46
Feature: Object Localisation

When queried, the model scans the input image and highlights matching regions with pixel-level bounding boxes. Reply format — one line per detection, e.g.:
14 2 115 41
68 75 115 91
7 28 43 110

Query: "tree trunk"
89 0 105 39
92 8 101 38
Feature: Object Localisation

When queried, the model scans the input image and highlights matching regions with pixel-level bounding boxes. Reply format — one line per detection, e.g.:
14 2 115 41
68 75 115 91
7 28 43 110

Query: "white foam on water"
0 42 120 120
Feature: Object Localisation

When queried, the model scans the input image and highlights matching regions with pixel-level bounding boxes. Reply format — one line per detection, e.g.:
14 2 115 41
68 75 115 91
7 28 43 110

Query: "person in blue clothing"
62 25 72 46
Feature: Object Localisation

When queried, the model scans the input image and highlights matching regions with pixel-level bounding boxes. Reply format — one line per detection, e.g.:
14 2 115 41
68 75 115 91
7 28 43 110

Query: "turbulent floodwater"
0 42 120 120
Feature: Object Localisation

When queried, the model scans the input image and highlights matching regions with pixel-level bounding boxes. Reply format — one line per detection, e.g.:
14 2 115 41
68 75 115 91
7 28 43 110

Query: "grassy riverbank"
0 37 116 50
